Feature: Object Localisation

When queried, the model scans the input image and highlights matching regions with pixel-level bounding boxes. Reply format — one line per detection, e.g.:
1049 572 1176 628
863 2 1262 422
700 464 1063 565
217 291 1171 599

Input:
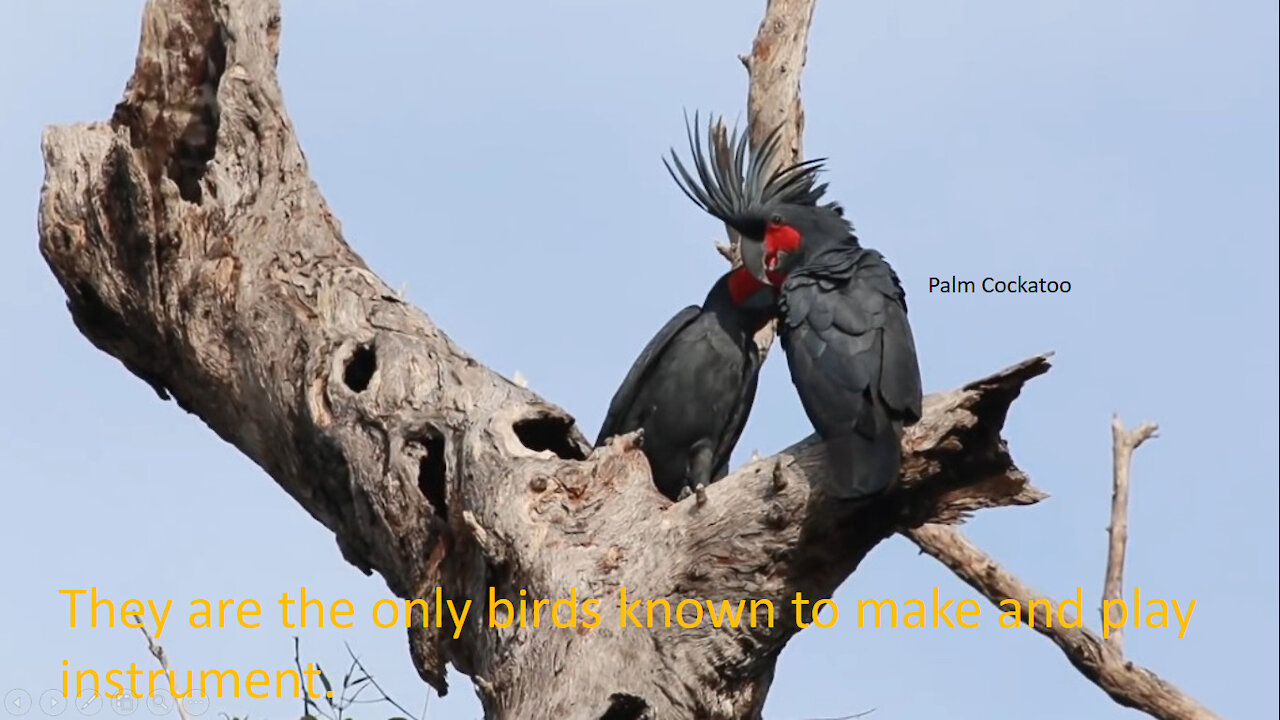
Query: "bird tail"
823 420 903 500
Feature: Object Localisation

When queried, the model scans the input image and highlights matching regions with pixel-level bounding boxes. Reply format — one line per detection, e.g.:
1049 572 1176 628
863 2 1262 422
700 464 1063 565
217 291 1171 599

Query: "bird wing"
779 248 922 442
595 305 703 446
709 341 763 481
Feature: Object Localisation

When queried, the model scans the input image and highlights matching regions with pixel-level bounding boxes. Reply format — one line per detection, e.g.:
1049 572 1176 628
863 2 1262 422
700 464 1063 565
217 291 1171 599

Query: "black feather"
664 112 829 226
779 247 922 499
596 269 773 500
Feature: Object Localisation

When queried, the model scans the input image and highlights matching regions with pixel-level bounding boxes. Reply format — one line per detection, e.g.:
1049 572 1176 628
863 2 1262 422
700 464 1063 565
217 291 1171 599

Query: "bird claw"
677 485 693 502
694 483 707 506
619 428 644 451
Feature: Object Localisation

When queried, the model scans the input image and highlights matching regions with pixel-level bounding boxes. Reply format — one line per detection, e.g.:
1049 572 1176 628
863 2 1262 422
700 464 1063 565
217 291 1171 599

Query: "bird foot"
771 460 787 491
620 428 644 451
676 486 692 502
694 483 707 506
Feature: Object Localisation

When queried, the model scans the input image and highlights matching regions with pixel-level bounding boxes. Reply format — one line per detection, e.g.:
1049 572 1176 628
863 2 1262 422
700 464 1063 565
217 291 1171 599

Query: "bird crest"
663 112 830 225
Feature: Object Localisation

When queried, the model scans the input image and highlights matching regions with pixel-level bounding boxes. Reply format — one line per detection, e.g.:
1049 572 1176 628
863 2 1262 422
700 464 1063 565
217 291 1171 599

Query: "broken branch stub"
1102 415 1160 652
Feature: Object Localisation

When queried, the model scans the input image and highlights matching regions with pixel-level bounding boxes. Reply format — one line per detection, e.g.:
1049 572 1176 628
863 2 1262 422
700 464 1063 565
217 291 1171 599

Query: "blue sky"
1 1 1276 719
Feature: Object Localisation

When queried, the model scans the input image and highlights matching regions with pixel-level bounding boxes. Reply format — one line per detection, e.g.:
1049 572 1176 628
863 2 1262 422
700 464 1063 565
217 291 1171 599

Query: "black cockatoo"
663 116 923 500
596 266 775 502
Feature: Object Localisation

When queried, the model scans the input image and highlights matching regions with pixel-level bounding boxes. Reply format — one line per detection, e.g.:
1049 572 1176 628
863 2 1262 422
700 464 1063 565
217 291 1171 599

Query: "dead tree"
35 0 1223 718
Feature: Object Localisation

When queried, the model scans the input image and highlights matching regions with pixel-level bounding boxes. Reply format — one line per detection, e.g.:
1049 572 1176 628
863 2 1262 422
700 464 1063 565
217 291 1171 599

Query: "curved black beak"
738 238 771 286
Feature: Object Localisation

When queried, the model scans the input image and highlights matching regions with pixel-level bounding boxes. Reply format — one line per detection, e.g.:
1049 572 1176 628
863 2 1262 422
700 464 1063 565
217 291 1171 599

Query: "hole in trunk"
414 430 448 520
170 28 226 203
343 344 377 392
514 416 586 460
599 694 649 720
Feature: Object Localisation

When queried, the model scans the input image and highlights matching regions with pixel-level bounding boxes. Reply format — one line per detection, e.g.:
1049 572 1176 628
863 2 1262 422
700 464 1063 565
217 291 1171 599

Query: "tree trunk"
37 1 1052 717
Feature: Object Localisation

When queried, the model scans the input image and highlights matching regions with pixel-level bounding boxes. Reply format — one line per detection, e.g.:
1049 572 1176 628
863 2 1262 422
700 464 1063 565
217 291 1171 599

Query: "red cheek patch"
765 223 802 255
727 266 766 305
763 223 802 285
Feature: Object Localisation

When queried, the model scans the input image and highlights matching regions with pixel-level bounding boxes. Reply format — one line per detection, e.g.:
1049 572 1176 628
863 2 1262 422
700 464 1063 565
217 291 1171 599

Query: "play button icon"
4 689 32 716
39 691 66 716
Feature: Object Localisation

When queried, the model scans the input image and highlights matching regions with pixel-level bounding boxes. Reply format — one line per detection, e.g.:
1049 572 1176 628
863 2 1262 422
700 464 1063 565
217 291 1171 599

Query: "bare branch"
127 614 193 720
716 0 817 356
1103 414 1160 652
709 122 746 269
343 643 426 720
714 240 738 263
745 0 816 165
712 0 815 263
905 525 1221 720
800 711 875 720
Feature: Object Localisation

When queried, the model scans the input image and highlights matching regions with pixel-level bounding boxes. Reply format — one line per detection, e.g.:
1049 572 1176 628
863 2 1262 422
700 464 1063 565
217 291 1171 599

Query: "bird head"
664 113 846 287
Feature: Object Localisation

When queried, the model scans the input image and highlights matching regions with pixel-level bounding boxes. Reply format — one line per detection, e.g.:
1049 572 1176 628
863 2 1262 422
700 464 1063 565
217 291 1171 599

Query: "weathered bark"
713 0 818 359
715 0 815 266
37 1 1166 719
1102 415 1159 653
907 526 1222 720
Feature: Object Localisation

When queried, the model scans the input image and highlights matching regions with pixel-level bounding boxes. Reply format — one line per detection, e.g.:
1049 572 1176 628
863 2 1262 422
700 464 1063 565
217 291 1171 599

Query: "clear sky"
2 1 1276 719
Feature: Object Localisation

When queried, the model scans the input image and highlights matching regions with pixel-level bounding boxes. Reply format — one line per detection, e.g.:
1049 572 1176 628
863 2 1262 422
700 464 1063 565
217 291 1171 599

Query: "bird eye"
769 213 784 225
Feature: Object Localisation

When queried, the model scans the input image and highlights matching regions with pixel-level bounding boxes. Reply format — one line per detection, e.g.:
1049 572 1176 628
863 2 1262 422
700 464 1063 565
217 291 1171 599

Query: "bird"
595 265 776 503
663 114 923 500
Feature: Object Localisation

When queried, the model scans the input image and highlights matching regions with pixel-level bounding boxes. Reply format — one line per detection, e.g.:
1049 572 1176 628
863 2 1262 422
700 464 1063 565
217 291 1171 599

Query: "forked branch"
1103 414 1159 651
126 614 194 720
906 525 1220 720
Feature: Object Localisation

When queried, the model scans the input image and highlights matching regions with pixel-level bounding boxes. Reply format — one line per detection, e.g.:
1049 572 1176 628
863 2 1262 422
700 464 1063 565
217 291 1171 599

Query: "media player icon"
181 697 208 718
37 692 66 717
145 692 171 717
110 696 135 716
74 695 102 716
4 690 32 717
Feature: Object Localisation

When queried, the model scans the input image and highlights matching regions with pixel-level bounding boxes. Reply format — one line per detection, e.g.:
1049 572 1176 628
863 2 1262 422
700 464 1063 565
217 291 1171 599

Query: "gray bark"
37 1 1061 718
